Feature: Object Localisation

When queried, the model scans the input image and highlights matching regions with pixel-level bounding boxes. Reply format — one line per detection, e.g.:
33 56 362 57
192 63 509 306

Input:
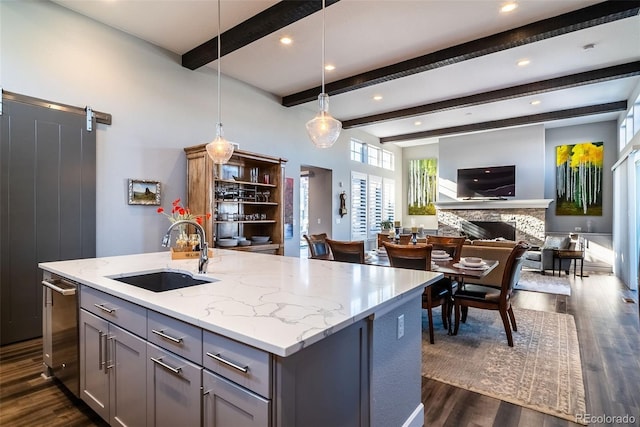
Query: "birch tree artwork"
408 158 437 215
555 141 603 216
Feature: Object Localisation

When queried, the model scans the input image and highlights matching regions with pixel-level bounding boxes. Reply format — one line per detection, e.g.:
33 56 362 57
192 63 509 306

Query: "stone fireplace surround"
435 200 552 246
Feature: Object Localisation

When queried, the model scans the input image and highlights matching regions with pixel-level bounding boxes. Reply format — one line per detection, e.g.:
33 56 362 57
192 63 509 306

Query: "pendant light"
206 0 234 164
306 0 342 148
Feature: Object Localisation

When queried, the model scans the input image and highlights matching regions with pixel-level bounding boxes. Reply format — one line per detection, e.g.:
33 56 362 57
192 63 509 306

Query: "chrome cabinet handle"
94 303 115 314
98 331 104 370
41 280 76 296
151 329 183 344
150 357 182 375
105 336 114 371
206 352 249 373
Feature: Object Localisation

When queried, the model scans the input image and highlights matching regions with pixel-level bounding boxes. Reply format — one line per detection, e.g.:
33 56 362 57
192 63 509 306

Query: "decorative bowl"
251 236 270 243
238 240 252 246
217 238 238 247
462 257 484 266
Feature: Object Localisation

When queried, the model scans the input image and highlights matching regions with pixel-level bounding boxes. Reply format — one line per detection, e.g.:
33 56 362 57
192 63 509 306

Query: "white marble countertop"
40 250 442 357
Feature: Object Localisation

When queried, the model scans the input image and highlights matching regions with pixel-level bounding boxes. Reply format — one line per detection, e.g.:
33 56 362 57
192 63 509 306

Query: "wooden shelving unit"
184 145 287 255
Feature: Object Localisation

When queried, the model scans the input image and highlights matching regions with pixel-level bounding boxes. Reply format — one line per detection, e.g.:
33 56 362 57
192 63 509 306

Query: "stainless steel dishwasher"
42 272 79 397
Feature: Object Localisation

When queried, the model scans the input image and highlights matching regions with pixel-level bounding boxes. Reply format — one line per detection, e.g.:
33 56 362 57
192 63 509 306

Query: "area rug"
422 308 586 424
515 270 571 296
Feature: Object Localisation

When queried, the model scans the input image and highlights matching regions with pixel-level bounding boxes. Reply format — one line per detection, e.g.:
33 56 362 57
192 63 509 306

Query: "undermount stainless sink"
111 271 217 292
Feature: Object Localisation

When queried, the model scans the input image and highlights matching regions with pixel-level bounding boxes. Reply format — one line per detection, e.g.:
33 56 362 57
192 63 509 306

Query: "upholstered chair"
453 242 530 347
522 235 574 274
303 233 330 259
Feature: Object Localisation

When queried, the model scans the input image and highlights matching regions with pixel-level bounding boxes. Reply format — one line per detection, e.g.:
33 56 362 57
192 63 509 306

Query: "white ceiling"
52 0 640 146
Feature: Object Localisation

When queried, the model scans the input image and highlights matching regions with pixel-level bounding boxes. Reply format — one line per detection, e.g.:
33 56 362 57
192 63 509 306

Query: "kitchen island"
40 249 441 427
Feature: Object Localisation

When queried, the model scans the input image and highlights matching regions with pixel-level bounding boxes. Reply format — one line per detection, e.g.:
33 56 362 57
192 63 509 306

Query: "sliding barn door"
0 98 96 345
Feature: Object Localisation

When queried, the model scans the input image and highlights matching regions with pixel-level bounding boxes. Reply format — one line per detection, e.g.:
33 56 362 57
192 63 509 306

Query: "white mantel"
435 199 553 210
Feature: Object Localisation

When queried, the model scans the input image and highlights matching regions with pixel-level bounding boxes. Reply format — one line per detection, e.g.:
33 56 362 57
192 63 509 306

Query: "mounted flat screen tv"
456 165 516 199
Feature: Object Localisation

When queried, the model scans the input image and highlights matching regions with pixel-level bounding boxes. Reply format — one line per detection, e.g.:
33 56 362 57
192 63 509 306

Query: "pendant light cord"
321 0 325 93
217 0 222 126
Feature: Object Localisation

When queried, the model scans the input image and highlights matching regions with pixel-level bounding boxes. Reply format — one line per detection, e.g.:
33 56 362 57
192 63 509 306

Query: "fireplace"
435 201 550 245
461 220 516 241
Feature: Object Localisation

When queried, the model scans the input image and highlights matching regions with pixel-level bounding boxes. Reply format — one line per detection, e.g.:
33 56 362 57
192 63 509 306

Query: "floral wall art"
408 158 437 215
555 141 603 216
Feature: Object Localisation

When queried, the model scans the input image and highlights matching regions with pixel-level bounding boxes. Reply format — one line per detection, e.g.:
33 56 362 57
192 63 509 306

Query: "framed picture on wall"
555 142 603 216
408 158 437 215
128 179 161 205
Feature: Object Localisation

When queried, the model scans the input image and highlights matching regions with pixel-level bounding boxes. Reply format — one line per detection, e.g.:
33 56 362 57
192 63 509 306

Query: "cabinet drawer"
147 310 202 364
81 286 146 338
203 331 271 398
203 369 270 427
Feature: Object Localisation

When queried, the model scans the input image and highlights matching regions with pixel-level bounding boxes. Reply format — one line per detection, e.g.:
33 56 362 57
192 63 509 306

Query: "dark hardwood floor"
1 271 638 426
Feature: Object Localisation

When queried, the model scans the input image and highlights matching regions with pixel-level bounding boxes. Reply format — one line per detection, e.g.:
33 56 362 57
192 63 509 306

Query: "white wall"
1 1 401 257
439 125 546 201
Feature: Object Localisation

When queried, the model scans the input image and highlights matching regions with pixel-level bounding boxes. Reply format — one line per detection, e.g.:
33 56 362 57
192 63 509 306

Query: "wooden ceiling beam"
342 62 640 129
379 101 628 143
182 0 340 70
282 0 640 107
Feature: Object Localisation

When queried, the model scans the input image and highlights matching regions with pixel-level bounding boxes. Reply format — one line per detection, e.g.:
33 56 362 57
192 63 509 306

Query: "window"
351 172 395 242
351 139 366 163
382 150 394 170
368 146 381 167
382 178 395 225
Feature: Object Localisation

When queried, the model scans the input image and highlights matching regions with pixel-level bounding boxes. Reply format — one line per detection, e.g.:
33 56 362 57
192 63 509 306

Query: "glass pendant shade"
206 123 234 164
306 93 342 148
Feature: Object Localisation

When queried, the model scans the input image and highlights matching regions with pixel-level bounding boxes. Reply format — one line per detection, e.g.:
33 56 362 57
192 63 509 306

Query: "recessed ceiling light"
500 2 518 13
279 36 292 45
530 100 541 105
517 59 530 67
373 95 383 101
414 121 422 126
324 64 335 71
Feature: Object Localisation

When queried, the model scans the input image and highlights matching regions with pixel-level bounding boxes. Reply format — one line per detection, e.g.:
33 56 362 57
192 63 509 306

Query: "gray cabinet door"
109 323 147 427
147 343 202 427
203 370 270 427
79 310 109 421
1 98 96 344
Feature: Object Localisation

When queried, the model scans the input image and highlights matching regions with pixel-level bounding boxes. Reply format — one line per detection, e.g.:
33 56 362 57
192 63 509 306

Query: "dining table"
366 250 500 284
367 250 500 335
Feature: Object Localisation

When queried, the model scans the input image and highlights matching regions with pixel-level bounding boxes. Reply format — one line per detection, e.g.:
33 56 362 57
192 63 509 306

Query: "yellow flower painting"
555 142 603 216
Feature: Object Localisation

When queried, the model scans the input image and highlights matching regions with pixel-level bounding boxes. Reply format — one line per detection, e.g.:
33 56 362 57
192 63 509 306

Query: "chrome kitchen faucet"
162 219 209 274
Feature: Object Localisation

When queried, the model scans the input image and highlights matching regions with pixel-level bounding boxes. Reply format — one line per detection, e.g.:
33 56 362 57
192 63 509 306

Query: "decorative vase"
173 225 190 252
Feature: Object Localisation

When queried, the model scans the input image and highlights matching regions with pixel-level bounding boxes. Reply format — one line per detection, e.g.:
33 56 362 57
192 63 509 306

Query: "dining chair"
383 242 450 344
453 241 530 347
325 239 365 264
425 235 466 262
303 233 330 258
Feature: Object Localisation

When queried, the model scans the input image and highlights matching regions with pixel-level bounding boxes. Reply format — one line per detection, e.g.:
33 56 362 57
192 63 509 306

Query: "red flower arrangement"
157 198 211 225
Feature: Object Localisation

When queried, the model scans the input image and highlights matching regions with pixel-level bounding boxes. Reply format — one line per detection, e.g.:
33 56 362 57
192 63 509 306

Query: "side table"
553 249 586 277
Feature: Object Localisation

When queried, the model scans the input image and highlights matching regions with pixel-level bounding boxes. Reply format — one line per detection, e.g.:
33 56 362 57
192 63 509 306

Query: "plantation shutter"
383 178 395 224
368 175 383 238
351 172 368 240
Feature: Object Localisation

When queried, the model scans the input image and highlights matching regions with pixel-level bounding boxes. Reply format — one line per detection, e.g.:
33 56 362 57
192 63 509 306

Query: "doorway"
300 166 332 258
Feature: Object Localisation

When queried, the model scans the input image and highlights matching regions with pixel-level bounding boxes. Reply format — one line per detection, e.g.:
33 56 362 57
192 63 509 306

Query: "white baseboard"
402 403 424 427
